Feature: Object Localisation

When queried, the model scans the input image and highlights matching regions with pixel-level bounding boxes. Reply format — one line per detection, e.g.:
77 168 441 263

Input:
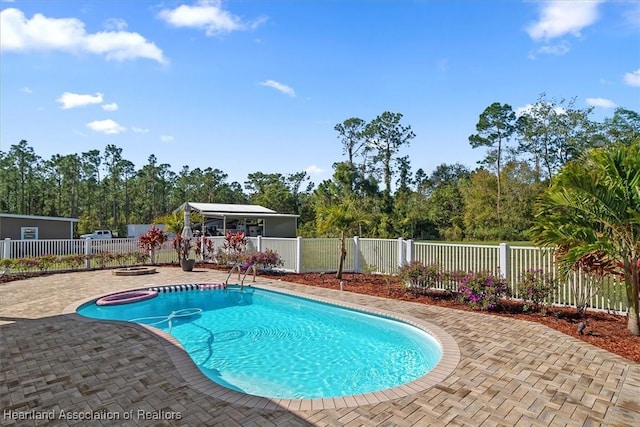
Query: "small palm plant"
530 140 640 335
316 197 371 279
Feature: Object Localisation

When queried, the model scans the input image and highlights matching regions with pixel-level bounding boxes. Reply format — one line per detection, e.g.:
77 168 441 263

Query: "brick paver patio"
1 267 638 426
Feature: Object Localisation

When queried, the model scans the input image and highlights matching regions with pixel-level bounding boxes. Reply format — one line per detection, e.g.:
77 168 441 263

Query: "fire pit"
112 266 157 276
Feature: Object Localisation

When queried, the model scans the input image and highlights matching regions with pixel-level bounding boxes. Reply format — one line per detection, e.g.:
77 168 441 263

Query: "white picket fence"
1 236 629 313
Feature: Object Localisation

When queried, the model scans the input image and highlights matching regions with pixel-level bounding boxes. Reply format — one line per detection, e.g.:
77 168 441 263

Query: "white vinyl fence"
1 237 630 313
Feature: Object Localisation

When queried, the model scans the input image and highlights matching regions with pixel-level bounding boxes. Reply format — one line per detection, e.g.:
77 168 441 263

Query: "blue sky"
1 0 638 186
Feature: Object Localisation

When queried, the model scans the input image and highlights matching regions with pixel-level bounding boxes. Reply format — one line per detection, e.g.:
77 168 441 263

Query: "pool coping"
62 283 461 410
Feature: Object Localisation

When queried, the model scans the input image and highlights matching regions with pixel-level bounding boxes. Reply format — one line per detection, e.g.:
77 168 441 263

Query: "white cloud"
132 126 149 133
103 18 127 31
22 87 32 93
529 41 571 59
57 92 103 109
259 80 295 97
623 3 640 29
586 98 616 108
160 135 174 143
86 119 126 134
305 165 323 175
624 69 640 87
515 104 534 117
516 103 566 117
158 0 267 36
526 1 602 41
101 102 118 111
0 8 166 64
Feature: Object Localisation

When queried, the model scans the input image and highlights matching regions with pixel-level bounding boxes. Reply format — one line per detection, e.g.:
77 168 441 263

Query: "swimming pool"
77 285 443 399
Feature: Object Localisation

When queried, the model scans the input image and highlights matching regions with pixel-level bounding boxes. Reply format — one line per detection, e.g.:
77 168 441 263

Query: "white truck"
80 230 114 239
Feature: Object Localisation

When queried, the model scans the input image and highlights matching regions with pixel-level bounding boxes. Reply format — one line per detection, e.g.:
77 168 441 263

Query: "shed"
0 213 79 240
175 203 298 238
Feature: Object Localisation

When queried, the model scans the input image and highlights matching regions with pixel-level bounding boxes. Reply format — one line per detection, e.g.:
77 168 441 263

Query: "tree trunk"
336 231 346 279
626 258 640 336
496 138 502 227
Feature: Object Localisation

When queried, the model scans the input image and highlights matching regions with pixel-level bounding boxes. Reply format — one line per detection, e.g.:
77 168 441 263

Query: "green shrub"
517 269 556 313
397 261 441 297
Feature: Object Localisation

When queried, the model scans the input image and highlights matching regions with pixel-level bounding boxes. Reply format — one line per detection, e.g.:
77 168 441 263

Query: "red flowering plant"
138 225 168 265
173 232 193 261
215 231 247 265
194 236 215 262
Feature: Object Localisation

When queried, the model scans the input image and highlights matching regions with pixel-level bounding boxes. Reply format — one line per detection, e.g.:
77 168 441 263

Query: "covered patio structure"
175 202 298 238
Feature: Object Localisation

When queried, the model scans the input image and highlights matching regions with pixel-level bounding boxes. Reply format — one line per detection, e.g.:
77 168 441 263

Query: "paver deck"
1 267 638 426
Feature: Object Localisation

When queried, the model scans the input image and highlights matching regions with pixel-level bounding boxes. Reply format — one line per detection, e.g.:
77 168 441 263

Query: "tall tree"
5 140 41 214
335 117 368 166
602 107 640 145
80 149 101 231
422 163 470 240
469 102 516 226
530 140 640 335
103 144 124 232
517 94 597 182
120 160 136 225
365 111 415 199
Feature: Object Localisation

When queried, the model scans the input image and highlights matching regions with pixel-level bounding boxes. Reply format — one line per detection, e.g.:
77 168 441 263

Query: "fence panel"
259 238 298 272
300 238 354 273
10 238 85 258
509 246 626 313
0 237 631 313
414 242 500 275
357 238 398 274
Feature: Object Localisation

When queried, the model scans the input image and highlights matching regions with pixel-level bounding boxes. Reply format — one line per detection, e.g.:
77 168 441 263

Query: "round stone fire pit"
112 266 157 276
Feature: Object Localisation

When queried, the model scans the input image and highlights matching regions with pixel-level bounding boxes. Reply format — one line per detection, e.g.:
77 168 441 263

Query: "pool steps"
147 283 227 292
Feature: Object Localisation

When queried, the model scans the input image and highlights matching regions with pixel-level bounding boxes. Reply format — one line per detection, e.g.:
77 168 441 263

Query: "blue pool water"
77 286 442 399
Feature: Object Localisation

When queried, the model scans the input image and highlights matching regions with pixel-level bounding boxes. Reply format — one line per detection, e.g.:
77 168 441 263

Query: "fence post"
2 238 10 259
84 238 92 269
397 238 405 269
499 242 510 282
256 235 262 252
353 236 360 273
405 239 414 265
295 236 303 273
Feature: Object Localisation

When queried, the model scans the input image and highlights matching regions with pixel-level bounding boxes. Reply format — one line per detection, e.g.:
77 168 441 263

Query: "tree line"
1 93 637 240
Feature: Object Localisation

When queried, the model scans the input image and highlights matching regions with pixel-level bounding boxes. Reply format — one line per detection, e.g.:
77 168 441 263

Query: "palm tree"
316 198 371 279
530 140 639 335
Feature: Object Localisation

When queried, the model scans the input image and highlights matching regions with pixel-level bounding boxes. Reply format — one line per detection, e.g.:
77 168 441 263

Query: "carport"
174 202 298 238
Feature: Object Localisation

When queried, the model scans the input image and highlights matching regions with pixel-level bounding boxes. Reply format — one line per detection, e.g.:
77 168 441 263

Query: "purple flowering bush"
454 270 509 310
241 249 284 271
517 269 556 312
397 261 441 296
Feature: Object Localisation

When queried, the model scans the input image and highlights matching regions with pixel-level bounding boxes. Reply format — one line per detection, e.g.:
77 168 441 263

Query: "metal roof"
175 202 298 218
200 212 299 219
0 213 79 222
